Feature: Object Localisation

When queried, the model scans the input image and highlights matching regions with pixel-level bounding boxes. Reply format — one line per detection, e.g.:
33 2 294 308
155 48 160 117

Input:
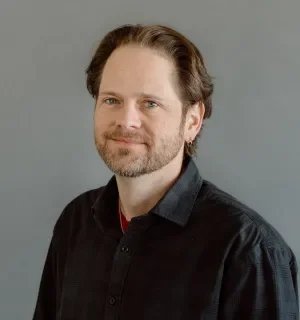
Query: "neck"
116 152 185 221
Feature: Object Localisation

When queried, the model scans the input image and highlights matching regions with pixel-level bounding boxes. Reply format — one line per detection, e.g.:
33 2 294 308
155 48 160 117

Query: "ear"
184 102 205 142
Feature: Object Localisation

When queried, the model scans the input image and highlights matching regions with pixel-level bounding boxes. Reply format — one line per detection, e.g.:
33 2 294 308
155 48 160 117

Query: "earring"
187 138 193 146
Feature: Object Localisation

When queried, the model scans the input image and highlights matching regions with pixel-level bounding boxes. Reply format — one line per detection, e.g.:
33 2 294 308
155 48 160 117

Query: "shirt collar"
150 155 203 226
91 156 203 233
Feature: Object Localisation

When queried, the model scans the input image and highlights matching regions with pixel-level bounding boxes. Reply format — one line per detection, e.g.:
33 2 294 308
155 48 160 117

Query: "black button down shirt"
32 156 299 320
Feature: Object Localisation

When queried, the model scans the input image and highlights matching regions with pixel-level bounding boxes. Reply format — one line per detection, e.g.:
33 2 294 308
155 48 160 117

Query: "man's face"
94 45 186 178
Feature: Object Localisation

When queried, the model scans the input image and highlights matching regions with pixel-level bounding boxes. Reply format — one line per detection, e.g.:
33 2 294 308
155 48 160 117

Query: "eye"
103 98 118 105
144 100 159 109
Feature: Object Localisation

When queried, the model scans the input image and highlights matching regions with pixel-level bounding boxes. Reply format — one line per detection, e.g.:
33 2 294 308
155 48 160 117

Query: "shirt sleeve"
32 235 58 320
219 243 299 320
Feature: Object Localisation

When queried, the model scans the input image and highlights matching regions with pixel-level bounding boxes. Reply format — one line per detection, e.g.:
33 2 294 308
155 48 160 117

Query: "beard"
94 124 185 178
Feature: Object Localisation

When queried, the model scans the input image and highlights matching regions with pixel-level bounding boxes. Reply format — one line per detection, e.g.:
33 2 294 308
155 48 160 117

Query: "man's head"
86 24 213 177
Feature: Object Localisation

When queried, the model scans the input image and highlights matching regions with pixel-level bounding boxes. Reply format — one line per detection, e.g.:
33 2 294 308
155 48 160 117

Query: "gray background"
0 0 299 318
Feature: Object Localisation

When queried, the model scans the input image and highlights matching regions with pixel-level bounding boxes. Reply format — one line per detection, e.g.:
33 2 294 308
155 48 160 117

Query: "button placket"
105 217 153 320
121 245 129 253
109 297 116 305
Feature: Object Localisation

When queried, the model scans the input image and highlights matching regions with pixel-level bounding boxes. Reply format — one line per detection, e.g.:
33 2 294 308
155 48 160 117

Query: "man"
33 24 299 320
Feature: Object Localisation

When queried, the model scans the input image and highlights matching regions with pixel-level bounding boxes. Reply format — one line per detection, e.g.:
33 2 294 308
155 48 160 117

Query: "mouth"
111 138 143 145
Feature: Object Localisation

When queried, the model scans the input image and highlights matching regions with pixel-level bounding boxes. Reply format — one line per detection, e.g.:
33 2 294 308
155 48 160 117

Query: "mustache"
104 130 146 144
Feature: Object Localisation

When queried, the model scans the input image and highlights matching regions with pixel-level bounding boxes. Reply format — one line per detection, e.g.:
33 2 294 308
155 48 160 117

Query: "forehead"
100 45 180 100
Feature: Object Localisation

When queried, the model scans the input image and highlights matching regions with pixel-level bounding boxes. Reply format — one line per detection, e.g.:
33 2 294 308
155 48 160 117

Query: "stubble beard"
94 127 185 178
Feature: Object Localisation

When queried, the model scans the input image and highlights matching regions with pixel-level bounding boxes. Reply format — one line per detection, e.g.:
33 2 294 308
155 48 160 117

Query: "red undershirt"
119 203 130 233
118 162 186 233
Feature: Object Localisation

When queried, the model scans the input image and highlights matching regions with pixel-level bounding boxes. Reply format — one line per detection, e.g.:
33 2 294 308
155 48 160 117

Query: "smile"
111 139 142 145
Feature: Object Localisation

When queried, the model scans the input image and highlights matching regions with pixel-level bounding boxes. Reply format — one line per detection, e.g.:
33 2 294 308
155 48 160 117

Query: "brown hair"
86 24 214 157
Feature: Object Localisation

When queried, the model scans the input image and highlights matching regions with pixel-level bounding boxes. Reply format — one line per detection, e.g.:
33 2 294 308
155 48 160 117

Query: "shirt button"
121 246 129 253
109 297 116 305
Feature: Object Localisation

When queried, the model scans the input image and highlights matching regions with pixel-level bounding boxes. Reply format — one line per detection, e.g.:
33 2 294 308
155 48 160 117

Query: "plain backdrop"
0 0 299 318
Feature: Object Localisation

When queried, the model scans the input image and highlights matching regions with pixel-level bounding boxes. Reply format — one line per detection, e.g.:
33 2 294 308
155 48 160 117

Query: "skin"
94 44 205 221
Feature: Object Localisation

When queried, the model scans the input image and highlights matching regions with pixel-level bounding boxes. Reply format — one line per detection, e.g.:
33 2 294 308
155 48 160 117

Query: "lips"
111 138 142 144
114 138 136 143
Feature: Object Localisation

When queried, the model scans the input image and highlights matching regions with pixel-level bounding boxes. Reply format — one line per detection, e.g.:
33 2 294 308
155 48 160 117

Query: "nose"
115 100 142 129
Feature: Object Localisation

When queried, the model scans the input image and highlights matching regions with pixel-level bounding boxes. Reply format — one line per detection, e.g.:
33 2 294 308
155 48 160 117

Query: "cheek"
157 118 179 135
94 117 101 132
94 120 106 141
94 110 110 131
148 122 171 145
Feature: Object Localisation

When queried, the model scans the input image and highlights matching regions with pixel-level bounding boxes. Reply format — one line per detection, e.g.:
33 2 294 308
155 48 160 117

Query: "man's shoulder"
52 186 104 235
197 180 292 255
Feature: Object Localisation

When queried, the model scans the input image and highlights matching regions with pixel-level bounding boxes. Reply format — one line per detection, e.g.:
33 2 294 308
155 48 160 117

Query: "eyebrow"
98 91 166 102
